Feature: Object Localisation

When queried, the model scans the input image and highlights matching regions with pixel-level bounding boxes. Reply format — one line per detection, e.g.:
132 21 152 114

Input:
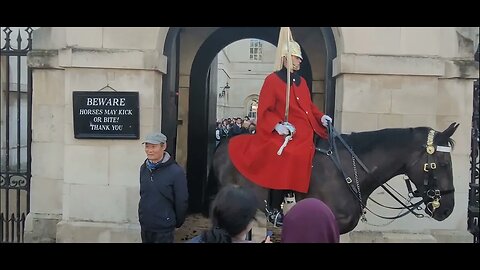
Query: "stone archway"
163 27 337 212
162 27 181 158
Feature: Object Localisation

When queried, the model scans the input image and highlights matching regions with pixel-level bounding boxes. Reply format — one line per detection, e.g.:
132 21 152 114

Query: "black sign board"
73 91 139 139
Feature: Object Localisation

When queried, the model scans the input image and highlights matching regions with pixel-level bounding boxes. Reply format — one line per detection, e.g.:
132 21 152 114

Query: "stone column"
24 27 167 242
332 27 478 238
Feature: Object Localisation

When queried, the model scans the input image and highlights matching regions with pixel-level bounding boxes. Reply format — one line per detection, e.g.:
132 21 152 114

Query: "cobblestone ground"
174 213 282 243
174 213 210 242
173 200 454 243
174 213 474 243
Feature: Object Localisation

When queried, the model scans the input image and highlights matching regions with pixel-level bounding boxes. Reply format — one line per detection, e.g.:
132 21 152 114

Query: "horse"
206 122 459 234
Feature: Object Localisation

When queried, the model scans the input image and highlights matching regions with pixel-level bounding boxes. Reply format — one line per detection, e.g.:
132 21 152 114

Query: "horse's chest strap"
316 147 363 198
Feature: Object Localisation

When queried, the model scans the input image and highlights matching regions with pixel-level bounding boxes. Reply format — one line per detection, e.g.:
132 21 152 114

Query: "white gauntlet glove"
274 123 290 135
321 115 332 127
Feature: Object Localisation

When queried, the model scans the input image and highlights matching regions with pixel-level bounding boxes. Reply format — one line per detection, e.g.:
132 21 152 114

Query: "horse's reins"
316 121 426 220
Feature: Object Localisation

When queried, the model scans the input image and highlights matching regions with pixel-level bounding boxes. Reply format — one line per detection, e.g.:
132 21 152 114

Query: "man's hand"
261 230 273 243
263 235 272 243
274 123 290 135
321 115 332 127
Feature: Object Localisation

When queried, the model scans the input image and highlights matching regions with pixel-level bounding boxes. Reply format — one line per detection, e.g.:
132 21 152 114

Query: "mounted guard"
228 27 332 226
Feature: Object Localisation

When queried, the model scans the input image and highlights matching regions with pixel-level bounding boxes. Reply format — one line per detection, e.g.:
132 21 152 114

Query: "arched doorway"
163 27 337 212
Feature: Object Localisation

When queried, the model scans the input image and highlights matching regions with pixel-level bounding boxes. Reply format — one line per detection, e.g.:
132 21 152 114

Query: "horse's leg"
214 142 270 242
232 174 270 242
215 141 268 206
251 209 268 242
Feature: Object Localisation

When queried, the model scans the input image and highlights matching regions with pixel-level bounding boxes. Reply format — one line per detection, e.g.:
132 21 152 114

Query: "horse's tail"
202 148 221 217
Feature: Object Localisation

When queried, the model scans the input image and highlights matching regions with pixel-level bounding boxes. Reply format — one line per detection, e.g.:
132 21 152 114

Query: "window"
247 99 258 119
249 39 263 61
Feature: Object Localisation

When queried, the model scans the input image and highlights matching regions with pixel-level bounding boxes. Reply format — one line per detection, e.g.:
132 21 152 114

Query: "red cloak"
228 72 327 193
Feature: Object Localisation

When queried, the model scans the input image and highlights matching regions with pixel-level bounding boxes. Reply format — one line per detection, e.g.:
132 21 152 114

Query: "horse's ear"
440 122 459 138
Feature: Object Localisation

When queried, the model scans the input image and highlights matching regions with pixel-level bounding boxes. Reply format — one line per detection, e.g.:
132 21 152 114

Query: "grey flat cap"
143 132 167 144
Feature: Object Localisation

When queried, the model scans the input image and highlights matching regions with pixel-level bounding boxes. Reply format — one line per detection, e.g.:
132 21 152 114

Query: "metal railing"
468 44 479 243
0 27 33 243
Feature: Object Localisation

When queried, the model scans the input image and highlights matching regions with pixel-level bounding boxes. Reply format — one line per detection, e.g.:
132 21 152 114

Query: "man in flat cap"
228 28 332 226
138 131 189 243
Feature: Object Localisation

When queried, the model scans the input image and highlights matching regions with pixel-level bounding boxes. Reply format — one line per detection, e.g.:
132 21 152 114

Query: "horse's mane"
341 128 417 155
341 127 455 155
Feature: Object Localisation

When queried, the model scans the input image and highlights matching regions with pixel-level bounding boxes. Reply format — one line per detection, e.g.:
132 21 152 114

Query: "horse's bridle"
316 124 455 220
405 129 455 217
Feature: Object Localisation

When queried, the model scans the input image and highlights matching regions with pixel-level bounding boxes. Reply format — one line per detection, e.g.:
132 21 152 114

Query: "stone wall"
23 27 478 242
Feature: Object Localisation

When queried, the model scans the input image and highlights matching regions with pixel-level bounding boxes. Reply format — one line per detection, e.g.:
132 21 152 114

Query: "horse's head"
405 122 459 221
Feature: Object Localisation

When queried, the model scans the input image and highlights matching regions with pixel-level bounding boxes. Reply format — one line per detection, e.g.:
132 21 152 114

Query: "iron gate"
0 27 33 243
468 44 479 243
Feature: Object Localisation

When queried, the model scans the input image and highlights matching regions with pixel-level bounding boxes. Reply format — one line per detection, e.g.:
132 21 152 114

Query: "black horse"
207 123 459 234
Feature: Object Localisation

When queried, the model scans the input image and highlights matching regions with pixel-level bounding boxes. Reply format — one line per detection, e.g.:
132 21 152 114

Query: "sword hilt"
277 134 292 155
